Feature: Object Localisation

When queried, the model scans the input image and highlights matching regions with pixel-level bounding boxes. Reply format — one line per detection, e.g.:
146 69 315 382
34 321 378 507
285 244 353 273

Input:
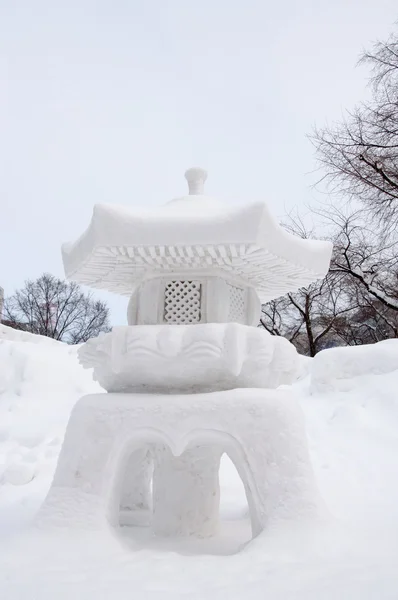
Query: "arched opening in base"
108 430 257 556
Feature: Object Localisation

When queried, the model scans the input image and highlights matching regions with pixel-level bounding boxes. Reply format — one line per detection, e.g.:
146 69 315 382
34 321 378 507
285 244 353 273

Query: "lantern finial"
184 167 207 195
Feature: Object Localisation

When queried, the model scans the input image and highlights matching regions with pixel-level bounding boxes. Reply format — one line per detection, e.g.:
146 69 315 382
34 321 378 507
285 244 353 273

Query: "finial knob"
184 167 207 195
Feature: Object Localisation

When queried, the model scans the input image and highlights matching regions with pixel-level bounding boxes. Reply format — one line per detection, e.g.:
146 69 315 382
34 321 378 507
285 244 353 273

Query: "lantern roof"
61 168 332 302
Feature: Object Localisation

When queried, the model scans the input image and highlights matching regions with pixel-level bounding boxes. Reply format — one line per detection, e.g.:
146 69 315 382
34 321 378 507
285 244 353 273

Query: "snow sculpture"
78 323 300 393
38 168 332 541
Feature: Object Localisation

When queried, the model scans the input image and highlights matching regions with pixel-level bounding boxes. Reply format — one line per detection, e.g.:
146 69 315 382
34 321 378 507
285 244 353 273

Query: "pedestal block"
119 448 153 527
37 389 325 541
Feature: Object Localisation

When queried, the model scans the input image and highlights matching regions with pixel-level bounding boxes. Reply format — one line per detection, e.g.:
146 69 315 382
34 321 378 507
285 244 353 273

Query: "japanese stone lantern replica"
38 168 332 541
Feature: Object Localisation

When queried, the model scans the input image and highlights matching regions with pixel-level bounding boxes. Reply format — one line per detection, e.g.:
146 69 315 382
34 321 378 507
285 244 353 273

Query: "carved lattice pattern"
164 280 202 324
227 284 245 323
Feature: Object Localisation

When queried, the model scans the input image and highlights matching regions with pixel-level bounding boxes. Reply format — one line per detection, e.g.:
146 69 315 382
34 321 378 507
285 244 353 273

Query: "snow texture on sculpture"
37 389 326 538
119 449 153 527
78 323 299 393
61 168 332 303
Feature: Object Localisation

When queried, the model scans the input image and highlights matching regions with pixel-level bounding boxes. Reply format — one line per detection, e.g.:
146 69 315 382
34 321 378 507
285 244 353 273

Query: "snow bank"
0 325 101 528
310 339 398 393
0 324 59 344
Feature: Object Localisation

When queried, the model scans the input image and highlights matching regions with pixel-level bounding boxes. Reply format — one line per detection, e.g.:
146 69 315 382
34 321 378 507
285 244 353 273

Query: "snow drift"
0 325 101 532
310 338 398 393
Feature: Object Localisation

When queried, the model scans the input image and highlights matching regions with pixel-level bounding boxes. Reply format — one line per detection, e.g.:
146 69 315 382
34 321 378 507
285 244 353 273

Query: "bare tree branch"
3 274 111 344
311 29 398 226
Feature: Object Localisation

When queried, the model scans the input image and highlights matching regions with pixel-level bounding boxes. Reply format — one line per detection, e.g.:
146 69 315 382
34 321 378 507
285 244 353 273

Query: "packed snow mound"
0 326 101 509
310 339 398 393
0 323 62 345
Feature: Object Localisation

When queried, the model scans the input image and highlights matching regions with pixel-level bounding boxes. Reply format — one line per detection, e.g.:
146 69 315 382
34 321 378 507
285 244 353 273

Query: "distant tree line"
260 28 398 355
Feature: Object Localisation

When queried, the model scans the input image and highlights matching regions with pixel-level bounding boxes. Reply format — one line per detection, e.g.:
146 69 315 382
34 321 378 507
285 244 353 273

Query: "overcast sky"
1 0 397 324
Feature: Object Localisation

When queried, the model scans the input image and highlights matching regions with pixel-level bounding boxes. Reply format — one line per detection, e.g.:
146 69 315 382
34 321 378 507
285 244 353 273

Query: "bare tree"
3 273 111 344
272 27 398 354
319 206 398 313
260 205 398 354
332 293 398 346
259 213 354 356
260 268 356 356
311 30 398 225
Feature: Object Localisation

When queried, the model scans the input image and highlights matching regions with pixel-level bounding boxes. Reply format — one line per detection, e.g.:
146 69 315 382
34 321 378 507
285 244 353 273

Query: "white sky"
1 1 397 324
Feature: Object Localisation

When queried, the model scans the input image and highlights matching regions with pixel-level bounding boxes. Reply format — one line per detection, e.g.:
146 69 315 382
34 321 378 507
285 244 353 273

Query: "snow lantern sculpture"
38 168 332 539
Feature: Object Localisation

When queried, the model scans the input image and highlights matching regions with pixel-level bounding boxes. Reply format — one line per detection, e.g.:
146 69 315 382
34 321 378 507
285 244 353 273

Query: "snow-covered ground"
1 324 398 599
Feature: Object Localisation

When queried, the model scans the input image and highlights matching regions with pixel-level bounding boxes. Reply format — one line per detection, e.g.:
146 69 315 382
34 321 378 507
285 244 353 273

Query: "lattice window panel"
163 280 202 324
227 284 246 323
